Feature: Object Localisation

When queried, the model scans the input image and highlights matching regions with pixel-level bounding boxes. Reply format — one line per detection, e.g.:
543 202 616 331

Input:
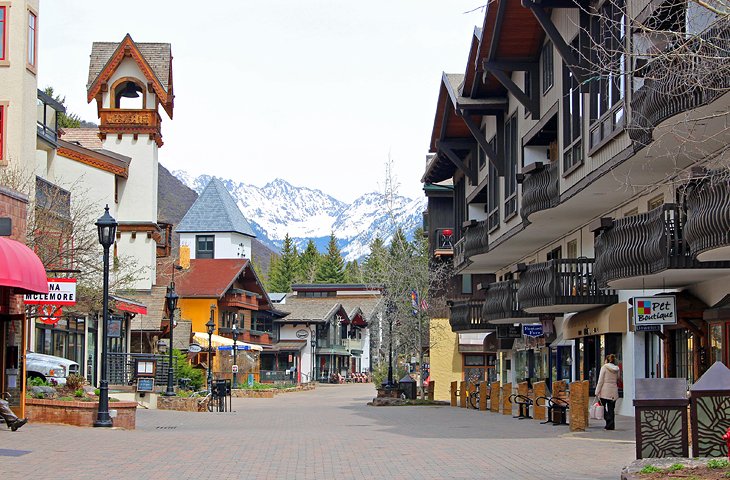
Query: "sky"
38 1 485 202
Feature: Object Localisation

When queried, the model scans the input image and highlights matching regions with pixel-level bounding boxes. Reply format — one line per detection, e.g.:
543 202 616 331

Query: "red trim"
114 300 147 315
0 105 4 161
0 6 6 61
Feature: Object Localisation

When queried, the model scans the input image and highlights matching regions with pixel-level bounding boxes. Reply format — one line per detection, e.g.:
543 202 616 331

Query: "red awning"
110 295 148 315
0 237 48 294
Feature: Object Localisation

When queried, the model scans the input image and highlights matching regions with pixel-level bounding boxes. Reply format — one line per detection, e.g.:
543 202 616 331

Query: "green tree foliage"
43 87 82 129
297 240 320 283
267 233 299 292
315 232 345 283
362 236 388 285
344 259 362 283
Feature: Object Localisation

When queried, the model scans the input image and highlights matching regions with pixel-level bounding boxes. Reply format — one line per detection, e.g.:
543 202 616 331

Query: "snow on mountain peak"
172 172 426 260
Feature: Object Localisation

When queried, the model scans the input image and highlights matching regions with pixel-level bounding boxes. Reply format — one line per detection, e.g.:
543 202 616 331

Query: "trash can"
634 378 689 458
399 374 416 400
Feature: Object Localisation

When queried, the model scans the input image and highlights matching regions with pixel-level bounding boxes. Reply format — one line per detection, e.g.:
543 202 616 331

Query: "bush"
667 464 684 472
73 388 84 398
94 388 100 396
28 376 49 387
708 459 730 469
65 374 85 391
172 349 205 391
639 466 662 474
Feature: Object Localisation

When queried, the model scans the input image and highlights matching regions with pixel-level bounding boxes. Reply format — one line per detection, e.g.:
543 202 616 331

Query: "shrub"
28 376 49 387
172 349 205 391
708 459 730 469
639 465 662 474
65 374 85 391
94 388 100 396
667 464 684 472
73 388 84 398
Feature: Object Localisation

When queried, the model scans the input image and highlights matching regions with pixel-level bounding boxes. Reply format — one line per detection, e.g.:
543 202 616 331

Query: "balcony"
433 228 454 257
629 18 730 146
464 220 489 259
593 204 730 289
36 89 64 150
684 172 730 263
219 290 262 310
516 259 618 314
519 162 560 222
99 108 163 146
481 279 539 325
449 299 493 333
453 237 467 270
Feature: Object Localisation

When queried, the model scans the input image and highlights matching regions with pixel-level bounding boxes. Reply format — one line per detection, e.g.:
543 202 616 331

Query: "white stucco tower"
86 34 174 290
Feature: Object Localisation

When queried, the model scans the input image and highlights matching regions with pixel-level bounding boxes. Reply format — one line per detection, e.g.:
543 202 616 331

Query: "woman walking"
595 354 620 430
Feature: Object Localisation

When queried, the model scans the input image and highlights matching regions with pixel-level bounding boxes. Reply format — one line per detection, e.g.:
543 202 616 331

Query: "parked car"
26 352 80 385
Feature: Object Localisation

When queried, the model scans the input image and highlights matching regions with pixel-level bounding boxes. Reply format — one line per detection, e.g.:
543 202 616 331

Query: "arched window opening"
113 80 144 109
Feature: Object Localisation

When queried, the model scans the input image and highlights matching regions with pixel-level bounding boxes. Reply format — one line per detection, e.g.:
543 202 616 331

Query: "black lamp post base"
163 390 176 397
93 417 113 427
94 381 113 427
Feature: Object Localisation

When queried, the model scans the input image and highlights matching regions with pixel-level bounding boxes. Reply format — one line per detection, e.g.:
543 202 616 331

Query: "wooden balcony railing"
684 173 730 261
629 18 730 145
481 279 538 324
449 299 494 332
519 162 560 221
516 258 618 313
464 220 489 259
454 237 467 270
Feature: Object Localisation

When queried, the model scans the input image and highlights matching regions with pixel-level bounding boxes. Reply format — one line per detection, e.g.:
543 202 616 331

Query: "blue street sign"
522 324 544 337
217 345 252 351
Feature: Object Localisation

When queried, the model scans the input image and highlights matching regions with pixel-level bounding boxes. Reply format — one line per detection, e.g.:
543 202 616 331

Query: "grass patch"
709 459 730 469
667 463 684 472
639 465 663 474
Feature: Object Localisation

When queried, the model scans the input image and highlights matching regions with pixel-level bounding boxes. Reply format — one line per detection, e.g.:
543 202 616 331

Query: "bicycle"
468 381 489 409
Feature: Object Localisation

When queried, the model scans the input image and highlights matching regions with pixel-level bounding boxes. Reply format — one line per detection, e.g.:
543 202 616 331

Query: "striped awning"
192 332 263 351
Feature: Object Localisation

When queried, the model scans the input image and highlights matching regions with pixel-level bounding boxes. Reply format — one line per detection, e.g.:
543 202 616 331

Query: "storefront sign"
296 329 309 339
522 324 544 337
38 305 63 325
636 324 661 332
497 325 522 339
188 343 202 353
633 296 677 326
24 278 77 305
136 377 155 392
107 318 123 338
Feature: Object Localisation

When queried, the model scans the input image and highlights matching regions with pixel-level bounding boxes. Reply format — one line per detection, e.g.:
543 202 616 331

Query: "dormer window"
196 235 214 259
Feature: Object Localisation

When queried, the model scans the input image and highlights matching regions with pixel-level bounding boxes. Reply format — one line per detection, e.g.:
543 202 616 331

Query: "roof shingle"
87 41 172 92
175 178 256 237
175 259 248 297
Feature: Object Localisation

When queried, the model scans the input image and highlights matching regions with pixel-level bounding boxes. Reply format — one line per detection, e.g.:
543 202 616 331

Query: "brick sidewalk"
0 384 634 479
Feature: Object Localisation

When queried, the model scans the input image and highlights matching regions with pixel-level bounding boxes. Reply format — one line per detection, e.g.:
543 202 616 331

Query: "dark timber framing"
439 140 477 185
484 61 540 120
457 110 506 175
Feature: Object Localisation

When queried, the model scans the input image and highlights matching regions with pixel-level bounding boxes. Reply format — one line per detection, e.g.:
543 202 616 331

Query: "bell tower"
86 34 174 289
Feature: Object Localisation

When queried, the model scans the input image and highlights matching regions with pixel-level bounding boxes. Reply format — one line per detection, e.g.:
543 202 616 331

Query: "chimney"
179 244 190 269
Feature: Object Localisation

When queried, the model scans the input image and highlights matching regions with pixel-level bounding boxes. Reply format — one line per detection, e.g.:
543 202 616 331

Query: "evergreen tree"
389 227 413 260
297 239 320 283
268 233 299 292
43 87 83 128
344 259 362 283
315 232 345 283
363 236 388 285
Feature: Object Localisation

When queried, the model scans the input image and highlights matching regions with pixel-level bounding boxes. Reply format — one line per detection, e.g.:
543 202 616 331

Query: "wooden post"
490 382 501 412
569 380 589 432
428 381 435 401
460 381 467 408
533 381 546 421
479 382 488 411
501 382 512 415
450 381 457 407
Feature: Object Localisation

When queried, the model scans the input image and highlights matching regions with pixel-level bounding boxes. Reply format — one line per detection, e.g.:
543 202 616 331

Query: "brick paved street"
0 384 635 480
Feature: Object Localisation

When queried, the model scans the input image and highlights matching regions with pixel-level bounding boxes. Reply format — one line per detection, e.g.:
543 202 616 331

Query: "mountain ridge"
171 171 426 261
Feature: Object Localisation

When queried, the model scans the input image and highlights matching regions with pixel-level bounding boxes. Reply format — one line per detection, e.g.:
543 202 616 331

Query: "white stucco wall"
179 231 252 260
278 324 315 382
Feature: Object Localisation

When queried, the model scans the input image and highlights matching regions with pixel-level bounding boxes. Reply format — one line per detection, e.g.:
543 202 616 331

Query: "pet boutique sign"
632 296 677 327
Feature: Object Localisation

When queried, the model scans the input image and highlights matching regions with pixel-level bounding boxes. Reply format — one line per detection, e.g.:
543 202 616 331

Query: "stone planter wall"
232 383 317 398
25 398 137 429
157 395 210 412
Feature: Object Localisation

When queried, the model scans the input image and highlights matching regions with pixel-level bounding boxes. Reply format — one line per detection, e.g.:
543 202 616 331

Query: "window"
647 194 664 210
196 235 214 259
546 246 562 261
562 38 583 174
461 274 473 294
624 207 638 217
300 291 336 298
541 41 554 94
504 115 518 219
589 0 626 148
27 10 37 69
0 6 7 61
567 239 578 259
486 136 500 231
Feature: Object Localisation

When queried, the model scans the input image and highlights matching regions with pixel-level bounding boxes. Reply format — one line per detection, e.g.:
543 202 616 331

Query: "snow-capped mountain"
171 171 426 261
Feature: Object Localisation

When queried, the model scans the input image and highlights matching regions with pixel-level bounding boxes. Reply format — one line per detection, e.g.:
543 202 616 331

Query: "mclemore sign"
24 278 77 305
633 295 677 327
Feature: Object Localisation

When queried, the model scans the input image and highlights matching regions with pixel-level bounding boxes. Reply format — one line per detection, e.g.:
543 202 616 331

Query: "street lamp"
207 305 216 394
163 283 179 396
94 205 117 428
232 320 239 388
385 299 395 390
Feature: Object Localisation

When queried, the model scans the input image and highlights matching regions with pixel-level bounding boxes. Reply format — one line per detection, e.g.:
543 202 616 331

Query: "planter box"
233 389 275 398
25 398 137 429
157 396 210 412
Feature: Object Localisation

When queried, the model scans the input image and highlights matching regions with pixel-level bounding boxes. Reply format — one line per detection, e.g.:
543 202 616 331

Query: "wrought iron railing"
482 279 537 323
260 370 296 383
107 352 178 387
449 299 493 332
520 162 560 221
516 258 617 311
685 173 730 260
629 18 730 145
464 220 489 259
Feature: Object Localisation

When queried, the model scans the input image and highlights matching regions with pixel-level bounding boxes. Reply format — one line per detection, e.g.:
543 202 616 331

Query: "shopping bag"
589 398 604 420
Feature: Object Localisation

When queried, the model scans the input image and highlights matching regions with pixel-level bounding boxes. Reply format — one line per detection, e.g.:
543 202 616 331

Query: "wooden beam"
488 0 508 60
496 111 506 177
522 0 588 85
458 110 506 176
440 144 476 185
484 64 540 120
532 0 585 7
482 61 536 72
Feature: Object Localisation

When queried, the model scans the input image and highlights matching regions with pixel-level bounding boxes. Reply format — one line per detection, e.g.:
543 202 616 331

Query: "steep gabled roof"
87 34 174 118
275 301 349 324
175 178 256 237
175 259 249 297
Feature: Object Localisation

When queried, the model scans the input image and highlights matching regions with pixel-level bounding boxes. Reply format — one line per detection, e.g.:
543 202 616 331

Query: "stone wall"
26 399 137 429
157 396 209 412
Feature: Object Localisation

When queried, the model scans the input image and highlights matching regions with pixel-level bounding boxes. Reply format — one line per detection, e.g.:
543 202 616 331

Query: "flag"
410 290 419 315
420 297 428 311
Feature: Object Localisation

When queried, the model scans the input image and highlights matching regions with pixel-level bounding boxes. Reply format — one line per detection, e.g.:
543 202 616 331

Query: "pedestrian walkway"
0 384 634 479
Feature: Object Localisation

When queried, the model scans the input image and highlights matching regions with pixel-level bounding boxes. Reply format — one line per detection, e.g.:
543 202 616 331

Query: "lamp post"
232 320 239 388
94 205 117 428
385 299 395 389
206 305 216 394
163 283 179 396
